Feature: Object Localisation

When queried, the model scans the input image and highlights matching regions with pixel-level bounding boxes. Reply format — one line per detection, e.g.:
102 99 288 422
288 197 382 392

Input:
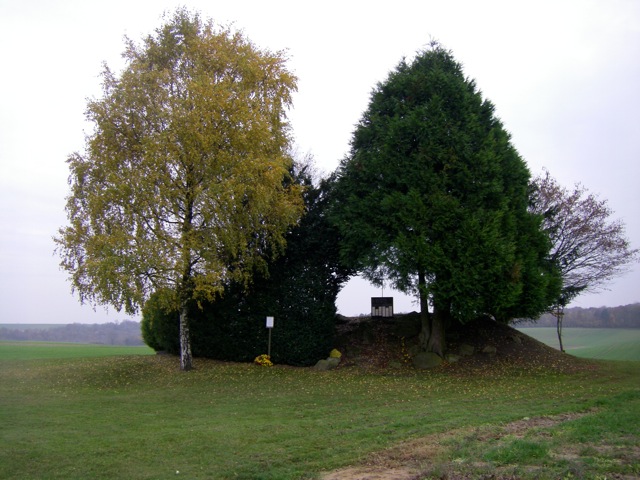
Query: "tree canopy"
530 169 638 350
329 44 559 356
55 9 303 370
532 169 638 305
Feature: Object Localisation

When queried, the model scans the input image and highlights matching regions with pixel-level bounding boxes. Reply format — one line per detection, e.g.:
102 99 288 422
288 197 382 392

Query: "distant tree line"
0 320 144 345
518 303 640 328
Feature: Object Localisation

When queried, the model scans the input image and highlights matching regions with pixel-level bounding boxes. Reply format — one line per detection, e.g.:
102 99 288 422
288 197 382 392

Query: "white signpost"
266 316 274 357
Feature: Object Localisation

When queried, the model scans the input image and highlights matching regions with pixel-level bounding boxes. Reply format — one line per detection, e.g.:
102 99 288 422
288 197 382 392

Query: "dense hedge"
141 170 352 366
141 292 179 353
211 270 337 365
141 253 340 366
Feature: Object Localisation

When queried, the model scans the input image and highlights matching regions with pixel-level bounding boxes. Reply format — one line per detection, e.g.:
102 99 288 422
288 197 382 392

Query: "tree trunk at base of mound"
416 272 446 357
419 308 446 358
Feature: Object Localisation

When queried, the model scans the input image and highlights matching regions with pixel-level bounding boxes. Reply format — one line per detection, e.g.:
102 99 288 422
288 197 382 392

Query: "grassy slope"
1 342 638 479
518 328 640 361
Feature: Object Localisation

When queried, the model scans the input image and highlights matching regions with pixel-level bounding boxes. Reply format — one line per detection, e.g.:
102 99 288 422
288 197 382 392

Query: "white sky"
1 0 638 323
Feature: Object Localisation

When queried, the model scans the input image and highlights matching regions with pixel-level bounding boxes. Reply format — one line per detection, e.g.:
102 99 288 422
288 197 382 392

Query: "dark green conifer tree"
330 44 559 356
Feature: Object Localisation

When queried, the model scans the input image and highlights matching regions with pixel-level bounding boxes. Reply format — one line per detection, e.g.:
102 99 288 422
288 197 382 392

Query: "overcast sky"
1 0 638 323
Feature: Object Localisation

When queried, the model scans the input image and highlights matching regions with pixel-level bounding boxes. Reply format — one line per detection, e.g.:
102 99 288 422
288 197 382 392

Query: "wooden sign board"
371 297 393 318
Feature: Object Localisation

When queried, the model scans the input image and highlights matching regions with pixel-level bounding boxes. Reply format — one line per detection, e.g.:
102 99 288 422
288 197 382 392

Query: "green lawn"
1 343 638 479
518 328 640 361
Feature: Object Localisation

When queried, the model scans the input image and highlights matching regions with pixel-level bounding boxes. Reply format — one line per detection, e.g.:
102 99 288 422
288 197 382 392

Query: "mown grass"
0 344 638 479
519 327 640 360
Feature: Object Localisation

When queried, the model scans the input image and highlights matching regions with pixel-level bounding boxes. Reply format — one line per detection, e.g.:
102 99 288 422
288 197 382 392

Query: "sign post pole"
266 316 274 357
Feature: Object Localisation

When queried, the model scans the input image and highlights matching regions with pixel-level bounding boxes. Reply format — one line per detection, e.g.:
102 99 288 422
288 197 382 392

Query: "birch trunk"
179 299 193 371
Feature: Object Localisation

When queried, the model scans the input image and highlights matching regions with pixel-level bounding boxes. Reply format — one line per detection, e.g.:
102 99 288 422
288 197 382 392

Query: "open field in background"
1 342 639 479
0 341 153 361
518 328 640 361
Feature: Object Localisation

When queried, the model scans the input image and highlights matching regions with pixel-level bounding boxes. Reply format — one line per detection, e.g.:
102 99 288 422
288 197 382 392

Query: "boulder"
326 356 341 368
412 352 443 369
445 353 461 363
458 343 475 356
482 345 497 355
314 359 331 371
314 357 340 371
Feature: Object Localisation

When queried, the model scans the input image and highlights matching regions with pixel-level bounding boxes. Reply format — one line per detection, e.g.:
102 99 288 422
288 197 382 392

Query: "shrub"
140 291 179 353
254 354 273 366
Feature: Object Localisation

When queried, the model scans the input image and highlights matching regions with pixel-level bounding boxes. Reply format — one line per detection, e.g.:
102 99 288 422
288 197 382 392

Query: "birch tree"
55 9 303 370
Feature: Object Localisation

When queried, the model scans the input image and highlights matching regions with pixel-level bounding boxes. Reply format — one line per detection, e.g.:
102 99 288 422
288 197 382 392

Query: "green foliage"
140 290 179 353
139 314 161 352
141 268 337 366
141 164 351 366
330 43 559 350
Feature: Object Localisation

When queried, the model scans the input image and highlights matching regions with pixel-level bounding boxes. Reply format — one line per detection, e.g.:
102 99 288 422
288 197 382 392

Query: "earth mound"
333 313 591 373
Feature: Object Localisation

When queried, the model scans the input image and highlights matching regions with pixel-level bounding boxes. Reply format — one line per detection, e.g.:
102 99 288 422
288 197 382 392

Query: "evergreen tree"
330 44 559 356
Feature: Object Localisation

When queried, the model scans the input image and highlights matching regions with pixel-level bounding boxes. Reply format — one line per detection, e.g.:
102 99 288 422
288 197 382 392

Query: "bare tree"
531 170 639 351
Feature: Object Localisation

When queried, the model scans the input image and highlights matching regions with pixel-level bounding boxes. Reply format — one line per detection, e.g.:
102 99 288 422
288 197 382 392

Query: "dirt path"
320 412 589 480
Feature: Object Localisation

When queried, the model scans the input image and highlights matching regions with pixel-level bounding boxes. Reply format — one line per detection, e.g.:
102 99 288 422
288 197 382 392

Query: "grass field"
1 342 638 479
0 341 153 360
518 328 640 361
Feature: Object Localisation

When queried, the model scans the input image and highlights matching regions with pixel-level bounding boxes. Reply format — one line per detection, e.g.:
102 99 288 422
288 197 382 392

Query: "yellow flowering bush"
329 349 342 358
254 354 273 367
